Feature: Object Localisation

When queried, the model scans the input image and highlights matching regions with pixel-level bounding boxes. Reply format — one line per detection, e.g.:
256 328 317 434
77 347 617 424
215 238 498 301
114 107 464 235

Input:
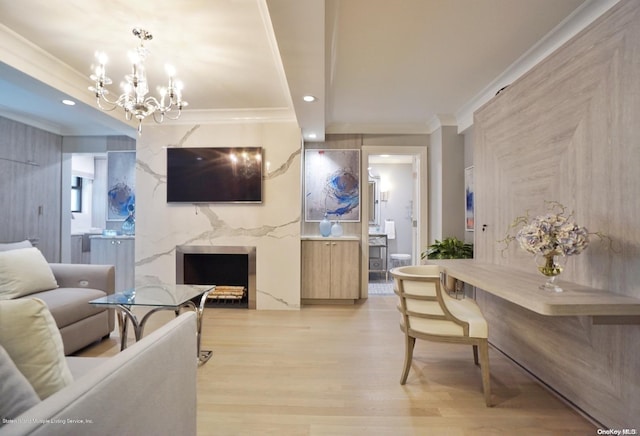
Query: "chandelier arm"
99 92 121 106
144 95 161 108
152 111 165 124
163 110 182 120
96 98 119 112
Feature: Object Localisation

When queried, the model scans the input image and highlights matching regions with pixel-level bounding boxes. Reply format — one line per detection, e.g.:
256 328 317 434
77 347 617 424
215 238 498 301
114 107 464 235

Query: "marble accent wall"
135 122 302 310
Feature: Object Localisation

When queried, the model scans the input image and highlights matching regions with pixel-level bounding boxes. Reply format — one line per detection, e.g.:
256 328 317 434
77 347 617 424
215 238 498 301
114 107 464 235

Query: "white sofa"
0 312 198 436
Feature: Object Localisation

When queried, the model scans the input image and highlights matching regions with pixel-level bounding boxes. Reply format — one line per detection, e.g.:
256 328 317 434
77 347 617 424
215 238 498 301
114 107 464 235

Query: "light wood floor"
80 295 597 435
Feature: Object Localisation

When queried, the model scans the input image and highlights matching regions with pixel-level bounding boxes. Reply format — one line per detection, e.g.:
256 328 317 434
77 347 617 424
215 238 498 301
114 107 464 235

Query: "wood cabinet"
90 237 135 292
70 235 83 264
301 239 360 302
0 119 62 261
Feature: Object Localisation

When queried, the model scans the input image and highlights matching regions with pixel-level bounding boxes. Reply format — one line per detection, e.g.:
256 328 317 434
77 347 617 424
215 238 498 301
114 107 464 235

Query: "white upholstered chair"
390 264 492 406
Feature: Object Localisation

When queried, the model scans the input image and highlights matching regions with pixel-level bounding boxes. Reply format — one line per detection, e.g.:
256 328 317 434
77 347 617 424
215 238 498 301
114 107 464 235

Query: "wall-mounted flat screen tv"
167 147 263 203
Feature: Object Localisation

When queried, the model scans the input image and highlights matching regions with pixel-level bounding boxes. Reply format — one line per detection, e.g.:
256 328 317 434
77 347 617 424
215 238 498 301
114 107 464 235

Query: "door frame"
360 145 428 298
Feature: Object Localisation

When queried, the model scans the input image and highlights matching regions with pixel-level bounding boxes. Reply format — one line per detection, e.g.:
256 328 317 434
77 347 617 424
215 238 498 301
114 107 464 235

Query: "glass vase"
121 212 135 235
330 221 343 237
319 214 332 237
535 253 566 292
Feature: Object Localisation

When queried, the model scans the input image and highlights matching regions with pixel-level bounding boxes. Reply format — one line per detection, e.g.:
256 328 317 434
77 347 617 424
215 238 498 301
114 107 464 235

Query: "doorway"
360 146 428 298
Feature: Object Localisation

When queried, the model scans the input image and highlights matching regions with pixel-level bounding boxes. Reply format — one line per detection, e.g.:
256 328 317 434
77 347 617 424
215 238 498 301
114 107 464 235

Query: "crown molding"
0 24 111 114
326 122 430 135
426 114 458 133
455 0 621 133
168 107 296 125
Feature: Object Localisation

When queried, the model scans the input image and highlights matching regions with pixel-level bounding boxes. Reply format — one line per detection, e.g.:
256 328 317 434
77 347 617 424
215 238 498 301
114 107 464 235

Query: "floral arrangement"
500 201 597 257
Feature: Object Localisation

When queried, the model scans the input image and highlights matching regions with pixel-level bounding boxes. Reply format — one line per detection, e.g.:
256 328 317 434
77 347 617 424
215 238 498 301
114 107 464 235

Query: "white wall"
70 154 95 233
369 163 413 257
135 121 302 310
428 125 465 243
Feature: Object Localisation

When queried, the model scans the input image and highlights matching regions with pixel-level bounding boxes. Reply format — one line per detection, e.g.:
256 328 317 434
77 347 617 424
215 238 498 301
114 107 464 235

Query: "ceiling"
0 0 606 141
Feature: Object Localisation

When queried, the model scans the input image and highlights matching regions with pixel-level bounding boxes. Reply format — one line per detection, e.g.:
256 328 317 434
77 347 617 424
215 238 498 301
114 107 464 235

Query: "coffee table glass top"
90 284 215 308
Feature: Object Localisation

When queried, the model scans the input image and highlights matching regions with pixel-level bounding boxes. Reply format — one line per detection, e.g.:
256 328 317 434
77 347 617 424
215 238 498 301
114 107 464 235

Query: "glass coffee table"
90 284 214 365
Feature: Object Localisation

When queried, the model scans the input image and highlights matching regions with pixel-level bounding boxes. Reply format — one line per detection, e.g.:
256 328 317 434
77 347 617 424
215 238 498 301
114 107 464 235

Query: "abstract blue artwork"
465 165 474 231
107 151 136 221
305 149 360 222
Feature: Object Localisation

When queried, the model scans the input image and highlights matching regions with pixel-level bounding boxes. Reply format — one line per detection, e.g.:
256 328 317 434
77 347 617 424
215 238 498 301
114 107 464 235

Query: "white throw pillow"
0 344 41 422
0 240 33 252
0 247 58 299
0 298 73 399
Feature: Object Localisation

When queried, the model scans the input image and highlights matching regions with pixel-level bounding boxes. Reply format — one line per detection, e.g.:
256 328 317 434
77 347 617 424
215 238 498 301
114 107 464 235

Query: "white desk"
428 259 640 325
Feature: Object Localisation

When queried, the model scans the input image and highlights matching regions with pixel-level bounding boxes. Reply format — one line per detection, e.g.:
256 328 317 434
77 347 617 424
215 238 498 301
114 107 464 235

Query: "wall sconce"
380 190 390 202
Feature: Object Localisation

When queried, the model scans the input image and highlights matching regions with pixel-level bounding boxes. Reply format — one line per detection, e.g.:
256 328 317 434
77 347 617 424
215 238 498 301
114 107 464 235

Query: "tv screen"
167 147 263 203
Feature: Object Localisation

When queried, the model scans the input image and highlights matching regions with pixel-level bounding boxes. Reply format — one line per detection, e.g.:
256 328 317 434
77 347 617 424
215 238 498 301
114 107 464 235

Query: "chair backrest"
391 265 470 338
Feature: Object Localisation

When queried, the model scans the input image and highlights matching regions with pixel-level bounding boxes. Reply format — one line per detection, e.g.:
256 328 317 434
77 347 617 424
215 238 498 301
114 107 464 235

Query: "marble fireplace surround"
176 245 257 309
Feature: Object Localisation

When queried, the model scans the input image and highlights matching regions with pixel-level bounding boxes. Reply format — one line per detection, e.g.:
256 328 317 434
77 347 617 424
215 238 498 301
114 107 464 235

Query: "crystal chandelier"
89 28 188 134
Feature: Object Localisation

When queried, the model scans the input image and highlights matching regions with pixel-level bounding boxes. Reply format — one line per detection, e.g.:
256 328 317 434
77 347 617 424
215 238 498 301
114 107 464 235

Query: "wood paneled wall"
0 116 62 261
473 0 640 428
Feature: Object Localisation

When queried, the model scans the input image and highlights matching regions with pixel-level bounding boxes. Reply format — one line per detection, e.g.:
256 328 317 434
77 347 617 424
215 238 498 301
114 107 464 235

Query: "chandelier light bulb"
96 52 108 65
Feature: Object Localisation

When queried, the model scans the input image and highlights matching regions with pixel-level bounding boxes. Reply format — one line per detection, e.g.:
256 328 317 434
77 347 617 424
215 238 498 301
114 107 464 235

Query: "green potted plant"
422 237 473 260
421 237 473 294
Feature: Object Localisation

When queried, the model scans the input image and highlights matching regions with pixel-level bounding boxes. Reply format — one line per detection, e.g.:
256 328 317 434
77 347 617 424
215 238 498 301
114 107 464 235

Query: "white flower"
515 211 589 257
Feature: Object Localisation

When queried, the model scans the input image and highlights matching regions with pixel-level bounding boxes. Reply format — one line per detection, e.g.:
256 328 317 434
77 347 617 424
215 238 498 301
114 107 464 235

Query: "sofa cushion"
0 247 58 299
0 344 41 423
0 298 73 399
29 287 107 330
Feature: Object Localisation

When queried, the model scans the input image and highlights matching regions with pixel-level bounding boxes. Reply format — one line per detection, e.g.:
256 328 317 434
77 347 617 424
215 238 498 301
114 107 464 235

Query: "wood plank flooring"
79 296 597 435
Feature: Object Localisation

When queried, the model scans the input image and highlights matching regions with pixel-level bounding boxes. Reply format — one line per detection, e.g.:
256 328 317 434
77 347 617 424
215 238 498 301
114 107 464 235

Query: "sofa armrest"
49 264 115 296
0 312 198 436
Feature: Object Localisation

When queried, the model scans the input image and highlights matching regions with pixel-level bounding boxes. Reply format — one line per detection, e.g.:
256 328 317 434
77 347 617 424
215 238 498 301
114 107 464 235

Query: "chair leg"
400 335 416 385
472 345 479 365
478 340 492 407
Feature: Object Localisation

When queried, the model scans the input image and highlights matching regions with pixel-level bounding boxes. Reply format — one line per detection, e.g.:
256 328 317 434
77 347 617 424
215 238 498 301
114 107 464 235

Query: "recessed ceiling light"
62 99 76 106
307 133 318 139
303 95 317 103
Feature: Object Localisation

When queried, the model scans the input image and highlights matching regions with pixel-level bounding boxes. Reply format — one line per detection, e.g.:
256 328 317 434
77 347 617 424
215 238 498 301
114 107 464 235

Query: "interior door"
411 155 421 263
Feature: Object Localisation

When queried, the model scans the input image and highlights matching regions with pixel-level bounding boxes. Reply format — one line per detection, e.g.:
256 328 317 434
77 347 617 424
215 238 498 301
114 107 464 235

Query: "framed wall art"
107 151 136 221
304 149 360 222
465 165 474 231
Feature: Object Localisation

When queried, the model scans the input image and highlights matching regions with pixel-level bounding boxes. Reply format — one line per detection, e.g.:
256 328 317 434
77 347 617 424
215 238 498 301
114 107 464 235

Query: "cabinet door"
91 238 135 292
330 241 360 299
90 239 116 266
301 240 331 298
116 239 135 292
70 235 83 264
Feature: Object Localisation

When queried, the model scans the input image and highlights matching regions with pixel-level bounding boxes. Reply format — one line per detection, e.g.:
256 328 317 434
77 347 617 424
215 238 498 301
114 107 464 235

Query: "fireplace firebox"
176 245 256 309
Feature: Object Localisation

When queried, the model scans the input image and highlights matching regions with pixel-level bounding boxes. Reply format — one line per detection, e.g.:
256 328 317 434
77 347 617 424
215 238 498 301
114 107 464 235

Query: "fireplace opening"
176 245 256 309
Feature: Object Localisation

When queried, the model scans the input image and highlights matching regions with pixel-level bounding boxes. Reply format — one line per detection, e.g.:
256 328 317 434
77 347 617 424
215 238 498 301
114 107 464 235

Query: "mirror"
368 178 380 226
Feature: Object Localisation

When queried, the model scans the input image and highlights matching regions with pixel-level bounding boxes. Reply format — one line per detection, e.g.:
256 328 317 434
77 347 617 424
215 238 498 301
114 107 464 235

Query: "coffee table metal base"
115 290 212 365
